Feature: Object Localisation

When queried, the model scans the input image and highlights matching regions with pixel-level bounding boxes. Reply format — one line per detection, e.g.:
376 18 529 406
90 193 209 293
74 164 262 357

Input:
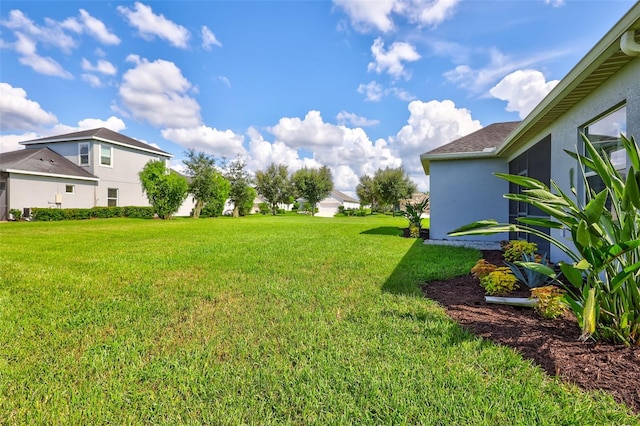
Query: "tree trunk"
233 205 239 218
193 199 204 219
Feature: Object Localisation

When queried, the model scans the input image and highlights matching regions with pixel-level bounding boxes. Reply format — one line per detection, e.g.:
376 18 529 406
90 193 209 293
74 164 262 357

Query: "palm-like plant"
450 134 640 346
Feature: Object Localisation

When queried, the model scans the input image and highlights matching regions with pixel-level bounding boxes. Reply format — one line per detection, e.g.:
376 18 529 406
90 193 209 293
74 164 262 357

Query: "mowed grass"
0 215 637 424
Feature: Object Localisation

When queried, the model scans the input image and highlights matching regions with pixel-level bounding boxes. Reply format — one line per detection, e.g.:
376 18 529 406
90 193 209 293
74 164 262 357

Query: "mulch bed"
421 249 640 414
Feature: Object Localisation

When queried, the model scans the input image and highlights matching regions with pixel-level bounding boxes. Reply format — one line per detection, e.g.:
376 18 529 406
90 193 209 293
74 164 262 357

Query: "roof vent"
482 147 496 153
621 30 640 57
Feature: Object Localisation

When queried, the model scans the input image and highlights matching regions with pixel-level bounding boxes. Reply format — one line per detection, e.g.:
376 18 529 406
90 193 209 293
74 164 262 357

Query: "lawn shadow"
360 226 403 237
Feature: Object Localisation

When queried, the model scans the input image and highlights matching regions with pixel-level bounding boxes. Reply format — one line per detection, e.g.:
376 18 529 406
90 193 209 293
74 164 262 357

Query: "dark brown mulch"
421 250 640 414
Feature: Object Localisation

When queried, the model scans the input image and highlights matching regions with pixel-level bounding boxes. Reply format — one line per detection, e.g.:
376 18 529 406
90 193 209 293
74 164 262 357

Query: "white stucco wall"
429 158 509 242
30 140 171 207
7 174 98 211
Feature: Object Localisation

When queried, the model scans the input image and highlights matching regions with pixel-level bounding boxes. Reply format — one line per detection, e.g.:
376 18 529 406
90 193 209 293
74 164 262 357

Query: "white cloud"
333 0 396 33
118 2 190 48
269 110 344 149
395 0 461 27
218 76 231 87
81 74 103 87
246 127 302 172
4 32 73 79
387 87 416 101
333 0 459 33
77 9 121 45
81 58 117 75
544 0 565 7
202 26 222 50
48 116 127 136
162 126 246 158
336 111 380 127
489 69 559 119
444 47 566 94
358 81 384 102
391 99 482 189
2 9 76 52
118 57 201 128
0 83 57 131
368 37 420 80
0 132 38 153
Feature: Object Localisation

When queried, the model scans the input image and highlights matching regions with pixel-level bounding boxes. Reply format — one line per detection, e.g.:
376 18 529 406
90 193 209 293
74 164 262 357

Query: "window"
583 105 627 194
65 185 74 194
100 145 112 166
79 143 89 165
107 188 118 207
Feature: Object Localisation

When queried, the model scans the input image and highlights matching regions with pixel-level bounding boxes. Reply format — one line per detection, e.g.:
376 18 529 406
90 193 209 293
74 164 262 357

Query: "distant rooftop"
424 121 521 156
21 127 171 156
0 147 98 180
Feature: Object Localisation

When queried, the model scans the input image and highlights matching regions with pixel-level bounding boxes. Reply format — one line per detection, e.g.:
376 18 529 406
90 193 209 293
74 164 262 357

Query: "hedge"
31 206 154 221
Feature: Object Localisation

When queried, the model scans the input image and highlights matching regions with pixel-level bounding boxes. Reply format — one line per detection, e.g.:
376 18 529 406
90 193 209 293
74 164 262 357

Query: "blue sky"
0 0 635 192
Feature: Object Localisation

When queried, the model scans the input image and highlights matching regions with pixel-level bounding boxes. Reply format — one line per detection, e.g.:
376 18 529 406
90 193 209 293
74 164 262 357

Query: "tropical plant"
503 240 537 262
402 197 429 232
530 285 567 320
505 252 553 289
480 267 518 296
9 208 22 220
450 134 640 346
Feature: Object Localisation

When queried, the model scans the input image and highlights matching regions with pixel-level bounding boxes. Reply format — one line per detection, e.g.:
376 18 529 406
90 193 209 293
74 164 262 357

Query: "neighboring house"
420 3 640 262
0 127 172 220
299 189 359 217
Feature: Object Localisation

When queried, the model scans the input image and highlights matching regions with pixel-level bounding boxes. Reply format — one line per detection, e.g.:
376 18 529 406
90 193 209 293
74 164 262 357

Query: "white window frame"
65 185 75 194
79 143 90 166
100 144 113 167
107 188 118 207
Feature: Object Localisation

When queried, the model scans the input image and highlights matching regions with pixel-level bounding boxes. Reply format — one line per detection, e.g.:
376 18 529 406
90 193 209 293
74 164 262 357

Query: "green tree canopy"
292 166 333 216
183 149 229 218
372 167 417 215
224 156 253 217
255 163 294 215
356 174 376 213
139 160 188 219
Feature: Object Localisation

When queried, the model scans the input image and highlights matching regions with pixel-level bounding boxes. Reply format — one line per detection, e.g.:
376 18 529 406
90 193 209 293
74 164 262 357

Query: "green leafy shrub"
409 224 420 238
9 208 22 221
480 267 518 295
32 206 154 221
258 202 269 215
503 240 537 262
450 134 640 345
531 286 566 319
471 259 497 280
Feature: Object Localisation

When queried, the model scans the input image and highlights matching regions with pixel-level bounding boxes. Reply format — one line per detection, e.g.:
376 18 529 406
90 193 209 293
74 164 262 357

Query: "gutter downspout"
621 30 640 56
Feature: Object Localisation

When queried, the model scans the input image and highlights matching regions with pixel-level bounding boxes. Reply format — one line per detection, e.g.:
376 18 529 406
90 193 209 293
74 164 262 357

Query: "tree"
356 174 376 213
139 160 188 219
200 172 230 217
292 166 333 216
224 156 253 217
183 149 229 218
373 167 417 215
255 163 294 215
238 186 257 216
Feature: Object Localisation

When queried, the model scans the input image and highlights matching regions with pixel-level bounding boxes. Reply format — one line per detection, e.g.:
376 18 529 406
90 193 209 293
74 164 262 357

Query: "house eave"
4 169 100 182
495 3 640 157
420 151 497 175
20 135 173 158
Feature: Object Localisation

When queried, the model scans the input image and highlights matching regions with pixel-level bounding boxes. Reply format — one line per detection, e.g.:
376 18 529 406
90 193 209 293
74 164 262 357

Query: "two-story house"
0 127 173 220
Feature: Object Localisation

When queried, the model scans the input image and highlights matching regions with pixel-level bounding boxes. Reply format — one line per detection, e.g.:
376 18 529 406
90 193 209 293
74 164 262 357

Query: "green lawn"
1 215 637 424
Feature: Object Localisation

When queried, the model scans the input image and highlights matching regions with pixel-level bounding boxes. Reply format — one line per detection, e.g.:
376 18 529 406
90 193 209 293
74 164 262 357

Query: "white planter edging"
484 296 538 308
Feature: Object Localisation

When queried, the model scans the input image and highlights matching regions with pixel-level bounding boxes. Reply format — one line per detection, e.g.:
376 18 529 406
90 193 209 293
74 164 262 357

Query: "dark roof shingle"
0 148 98 179
424 121 521 156
21 127 170 156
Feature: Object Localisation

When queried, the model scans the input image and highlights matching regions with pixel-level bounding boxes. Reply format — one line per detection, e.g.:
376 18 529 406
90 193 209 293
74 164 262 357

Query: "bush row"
31 206 154 221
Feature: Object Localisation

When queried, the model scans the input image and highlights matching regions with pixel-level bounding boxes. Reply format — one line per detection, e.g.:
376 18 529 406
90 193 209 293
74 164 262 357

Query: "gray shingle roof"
21 127 171 156
331 189 358 203
0 148 98 180
424 121 521 155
